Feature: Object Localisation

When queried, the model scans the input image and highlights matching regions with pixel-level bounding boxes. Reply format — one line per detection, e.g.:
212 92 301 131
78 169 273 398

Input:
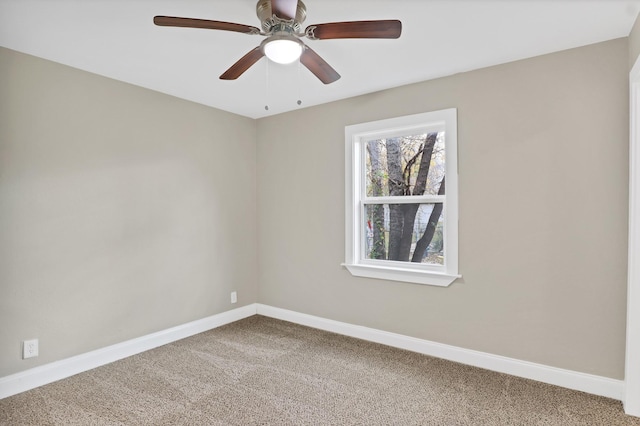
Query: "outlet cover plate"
23 339 38 359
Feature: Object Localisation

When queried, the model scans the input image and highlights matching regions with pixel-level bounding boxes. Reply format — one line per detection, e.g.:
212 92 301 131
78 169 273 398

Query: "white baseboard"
1 303 624 403
0 304 257 399
256 304 624 401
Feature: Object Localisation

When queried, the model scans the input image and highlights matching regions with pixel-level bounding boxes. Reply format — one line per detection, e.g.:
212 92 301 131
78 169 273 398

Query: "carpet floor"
1 315 639 425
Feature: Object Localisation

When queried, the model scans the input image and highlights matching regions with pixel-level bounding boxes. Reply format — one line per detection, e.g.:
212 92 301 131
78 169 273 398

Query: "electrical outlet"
23 339 38 359
230 291 237 304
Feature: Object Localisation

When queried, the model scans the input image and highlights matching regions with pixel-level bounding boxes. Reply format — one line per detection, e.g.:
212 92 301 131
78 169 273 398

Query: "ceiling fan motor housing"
256 0 307 33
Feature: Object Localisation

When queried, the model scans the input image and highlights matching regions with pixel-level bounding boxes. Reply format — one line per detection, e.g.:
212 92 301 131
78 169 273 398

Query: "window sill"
342 263 461 287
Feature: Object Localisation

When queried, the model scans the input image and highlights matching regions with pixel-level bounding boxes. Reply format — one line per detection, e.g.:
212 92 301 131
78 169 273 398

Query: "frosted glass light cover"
264 39 302 64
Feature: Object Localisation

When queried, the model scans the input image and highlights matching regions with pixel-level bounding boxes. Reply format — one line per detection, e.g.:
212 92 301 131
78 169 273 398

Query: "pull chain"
296 59 302 106
264 59 269 111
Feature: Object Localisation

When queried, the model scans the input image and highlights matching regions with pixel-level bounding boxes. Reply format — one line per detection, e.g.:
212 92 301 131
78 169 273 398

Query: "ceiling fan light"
263 38 303 64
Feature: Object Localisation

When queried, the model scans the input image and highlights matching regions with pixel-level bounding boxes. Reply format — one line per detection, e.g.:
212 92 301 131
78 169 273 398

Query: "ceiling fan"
154 0 402 84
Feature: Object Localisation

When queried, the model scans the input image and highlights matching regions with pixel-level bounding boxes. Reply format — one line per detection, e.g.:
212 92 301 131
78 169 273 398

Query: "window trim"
343 109 460 286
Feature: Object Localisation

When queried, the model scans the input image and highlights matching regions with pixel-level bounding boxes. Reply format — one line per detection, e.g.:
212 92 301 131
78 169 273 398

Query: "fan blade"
270 0 298 20
305 20 402 40
154 16 260 35
220 47 265 80
300 45 340 84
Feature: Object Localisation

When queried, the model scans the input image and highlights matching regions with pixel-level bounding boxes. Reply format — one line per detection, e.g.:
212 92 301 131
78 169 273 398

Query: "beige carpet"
1 315 639 425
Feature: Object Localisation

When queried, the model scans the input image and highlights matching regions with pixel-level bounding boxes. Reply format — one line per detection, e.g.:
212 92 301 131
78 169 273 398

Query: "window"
344 109 460 286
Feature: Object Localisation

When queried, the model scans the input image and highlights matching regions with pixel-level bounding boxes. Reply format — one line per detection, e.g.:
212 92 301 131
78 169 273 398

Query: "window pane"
363 203 444 265
365 133 445 197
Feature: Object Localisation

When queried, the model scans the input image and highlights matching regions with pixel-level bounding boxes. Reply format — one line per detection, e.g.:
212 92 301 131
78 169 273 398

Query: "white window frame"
343 108 460 286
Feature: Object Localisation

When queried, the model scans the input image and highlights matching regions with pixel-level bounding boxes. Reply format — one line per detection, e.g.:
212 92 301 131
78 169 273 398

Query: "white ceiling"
1 0 639 119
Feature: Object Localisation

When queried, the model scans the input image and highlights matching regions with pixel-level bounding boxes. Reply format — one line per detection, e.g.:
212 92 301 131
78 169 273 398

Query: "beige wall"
0 47 258 376
257 38 629 379
630 13 640 69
